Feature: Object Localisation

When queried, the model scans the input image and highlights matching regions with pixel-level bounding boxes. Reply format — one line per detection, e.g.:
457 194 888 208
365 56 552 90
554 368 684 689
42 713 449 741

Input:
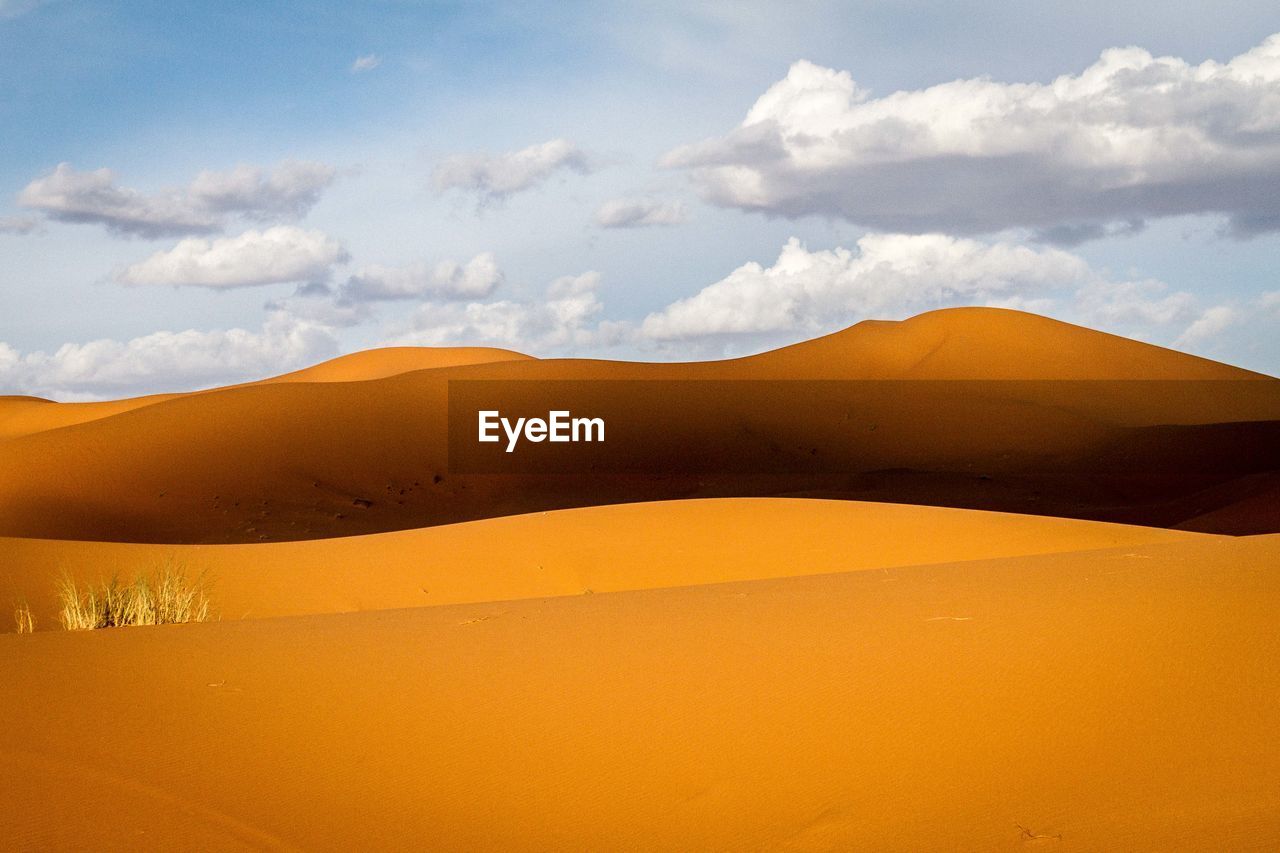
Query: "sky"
1 1 1278 399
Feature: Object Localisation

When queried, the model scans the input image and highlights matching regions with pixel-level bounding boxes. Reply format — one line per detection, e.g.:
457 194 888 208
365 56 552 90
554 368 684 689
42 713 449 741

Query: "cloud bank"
4 230 1252 398
0 313 337 399
640 234 1228 353
664 34 1280 240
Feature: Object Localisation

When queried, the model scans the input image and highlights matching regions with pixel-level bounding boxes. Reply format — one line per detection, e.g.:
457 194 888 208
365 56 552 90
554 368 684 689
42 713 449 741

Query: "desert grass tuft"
57 564 213 630
14 600 36 634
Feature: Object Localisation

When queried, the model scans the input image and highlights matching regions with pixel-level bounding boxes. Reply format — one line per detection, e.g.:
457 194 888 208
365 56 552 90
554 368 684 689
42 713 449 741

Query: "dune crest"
1 308 1276 543
258 345 535 384
1 498 1207 632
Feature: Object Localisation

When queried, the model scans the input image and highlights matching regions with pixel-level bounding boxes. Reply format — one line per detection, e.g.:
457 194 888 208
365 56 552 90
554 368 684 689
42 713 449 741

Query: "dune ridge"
1 497 1208 632
4 307 1278 849
1 308 1276 543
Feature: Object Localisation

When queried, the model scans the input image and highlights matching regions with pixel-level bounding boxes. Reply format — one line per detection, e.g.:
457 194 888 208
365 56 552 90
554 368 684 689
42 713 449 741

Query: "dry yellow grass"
57 565 212 630
13 601 35 634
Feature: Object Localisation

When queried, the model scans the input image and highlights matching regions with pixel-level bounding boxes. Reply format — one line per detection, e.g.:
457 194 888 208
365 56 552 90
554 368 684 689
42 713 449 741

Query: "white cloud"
595 198 688 228
1075 277 1198 327
663 34 1280 240
187 161 337 220
117 226 348 289
19 160 337 238
0 216 40 235
390 270 625 352
20 164 219 237
1174 305 1239 347
432 139 594 203
641 234 1093 341
351 54 382 72
0 313 338 399
341 252 502 301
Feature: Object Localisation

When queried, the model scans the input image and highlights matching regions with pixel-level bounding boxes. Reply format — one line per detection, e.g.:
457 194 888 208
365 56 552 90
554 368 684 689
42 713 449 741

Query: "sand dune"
5 307 1278 850
258 345 533 384
1 308 1275 543
0 345 533 441
4 531 1277 850
2 498 1207 632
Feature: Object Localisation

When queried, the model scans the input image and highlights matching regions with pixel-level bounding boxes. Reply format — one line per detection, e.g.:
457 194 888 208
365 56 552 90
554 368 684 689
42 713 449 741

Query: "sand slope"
4 532 1277 850
2 498 1207 632
1 308 1276 543
0 345 532 441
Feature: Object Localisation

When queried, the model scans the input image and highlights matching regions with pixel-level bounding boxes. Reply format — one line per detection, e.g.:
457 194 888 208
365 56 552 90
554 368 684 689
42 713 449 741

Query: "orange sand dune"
3 531 1277 850
258 345 533 384
1 308 1276 543
2 498 1206 632
0 345 532 440
750 306 1268 380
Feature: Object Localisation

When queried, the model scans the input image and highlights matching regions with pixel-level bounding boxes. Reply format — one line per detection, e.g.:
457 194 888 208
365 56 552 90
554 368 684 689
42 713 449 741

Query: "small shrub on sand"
58 565 212 630
14 601 36 634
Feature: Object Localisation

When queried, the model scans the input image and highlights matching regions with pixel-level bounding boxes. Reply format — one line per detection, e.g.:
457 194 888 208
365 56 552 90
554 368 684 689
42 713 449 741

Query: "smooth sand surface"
2 498 1207 632
3 532 1277 850
2 308 1276 543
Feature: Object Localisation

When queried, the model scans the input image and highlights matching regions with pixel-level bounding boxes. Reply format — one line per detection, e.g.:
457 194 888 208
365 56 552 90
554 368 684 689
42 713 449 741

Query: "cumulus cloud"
391 270 625 352
1075 277 1198 327
19 160 337 238
641 234 1095 341
663 35 1280 240
117 226 348 289
351 54 381 72
341 252 502 302
187 161 337 220
1174 305 1239 347
432 139 593 203
0 313 338 399
0 216 39 235
595 198 688 228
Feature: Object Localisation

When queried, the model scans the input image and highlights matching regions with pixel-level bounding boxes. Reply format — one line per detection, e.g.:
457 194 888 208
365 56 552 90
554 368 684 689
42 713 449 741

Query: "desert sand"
1 308 1277 544
2 307 1278 850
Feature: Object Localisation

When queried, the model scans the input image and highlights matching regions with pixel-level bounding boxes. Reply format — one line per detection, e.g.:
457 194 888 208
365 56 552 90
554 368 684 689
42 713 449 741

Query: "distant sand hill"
4 308 1279 849
1 308 1275 543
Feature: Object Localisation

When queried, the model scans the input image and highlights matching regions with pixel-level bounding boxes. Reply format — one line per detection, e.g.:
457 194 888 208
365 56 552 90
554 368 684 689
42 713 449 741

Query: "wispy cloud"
0 216 40 235
19 161 337 238
351 53 382 72
433 139 594 204
595 198 688 228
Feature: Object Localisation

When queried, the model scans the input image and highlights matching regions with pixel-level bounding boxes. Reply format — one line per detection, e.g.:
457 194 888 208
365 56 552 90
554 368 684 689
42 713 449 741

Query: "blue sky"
1 1 1278 397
